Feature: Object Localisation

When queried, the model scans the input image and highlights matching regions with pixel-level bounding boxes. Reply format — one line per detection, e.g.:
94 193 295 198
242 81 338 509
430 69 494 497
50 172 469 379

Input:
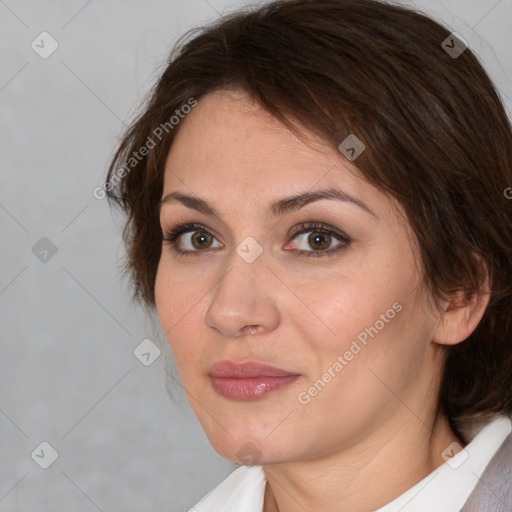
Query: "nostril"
243 325 259 335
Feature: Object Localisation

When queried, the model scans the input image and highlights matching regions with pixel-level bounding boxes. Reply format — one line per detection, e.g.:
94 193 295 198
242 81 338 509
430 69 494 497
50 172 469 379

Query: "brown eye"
308 232 332 250
190 230 214 249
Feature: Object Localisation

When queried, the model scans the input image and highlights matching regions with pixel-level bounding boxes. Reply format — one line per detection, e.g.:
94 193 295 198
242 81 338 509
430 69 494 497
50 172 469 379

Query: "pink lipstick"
208 360 301 400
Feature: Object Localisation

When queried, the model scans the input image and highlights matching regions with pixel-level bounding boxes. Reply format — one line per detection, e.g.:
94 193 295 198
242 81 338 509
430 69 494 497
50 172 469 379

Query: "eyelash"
162 222 352 258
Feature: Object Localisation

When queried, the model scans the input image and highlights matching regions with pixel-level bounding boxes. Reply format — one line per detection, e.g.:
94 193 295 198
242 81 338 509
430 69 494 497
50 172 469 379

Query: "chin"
205 422 304 466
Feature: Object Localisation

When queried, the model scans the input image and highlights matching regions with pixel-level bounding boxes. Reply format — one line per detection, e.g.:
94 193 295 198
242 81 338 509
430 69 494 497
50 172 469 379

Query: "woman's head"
107 0 512 460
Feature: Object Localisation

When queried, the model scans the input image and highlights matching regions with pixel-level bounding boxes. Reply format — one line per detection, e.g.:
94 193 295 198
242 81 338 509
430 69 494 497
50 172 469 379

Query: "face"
155 89 444 465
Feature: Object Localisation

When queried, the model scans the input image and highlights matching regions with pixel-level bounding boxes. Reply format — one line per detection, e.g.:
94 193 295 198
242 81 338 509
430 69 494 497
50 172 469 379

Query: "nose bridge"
220 251 259 299
204 244 280 337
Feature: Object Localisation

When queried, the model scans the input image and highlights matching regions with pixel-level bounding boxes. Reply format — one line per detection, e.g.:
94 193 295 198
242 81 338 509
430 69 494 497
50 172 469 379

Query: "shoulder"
190 465 266 512
462 419 512 511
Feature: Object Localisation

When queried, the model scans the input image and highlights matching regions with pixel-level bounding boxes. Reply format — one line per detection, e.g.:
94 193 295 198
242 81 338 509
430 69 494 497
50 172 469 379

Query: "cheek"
301 254 427 387
154 264 205 364
155 260 205 322
303 269 409 346
298 234 418 350
154 266 177 332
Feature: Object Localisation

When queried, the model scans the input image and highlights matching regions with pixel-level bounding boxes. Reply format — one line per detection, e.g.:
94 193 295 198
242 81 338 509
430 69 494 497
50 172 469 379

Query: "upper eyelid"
167 223 219 240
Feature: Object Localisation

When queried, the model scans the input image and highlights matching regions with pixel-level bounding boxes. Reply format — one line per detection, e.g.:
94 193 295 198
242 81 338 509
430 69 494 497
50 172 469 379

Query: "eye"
284 222 351 257
162 223 222 255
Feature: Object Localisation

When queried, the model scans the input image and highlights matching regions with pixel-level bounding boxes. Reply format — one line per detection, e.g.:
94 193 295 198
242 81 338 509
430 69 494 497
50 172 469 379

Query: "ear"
432 261 490 346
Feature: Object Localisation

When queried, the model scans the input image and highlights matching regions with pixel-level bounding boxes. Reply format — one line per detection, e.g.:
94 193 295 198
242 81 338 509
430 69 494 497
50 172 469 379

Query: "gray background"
1 0 511 510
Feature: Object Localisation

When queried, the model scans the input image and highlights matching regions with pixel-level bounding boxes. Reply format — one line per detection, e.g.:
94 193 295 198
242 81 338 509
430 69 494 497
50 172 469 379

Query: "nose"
204 251 281 338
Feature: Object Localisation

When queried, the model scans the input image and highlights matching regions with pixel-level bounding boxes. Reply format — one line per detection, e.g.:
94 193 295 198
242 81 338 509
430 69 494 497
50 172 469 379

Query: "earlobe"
432 277 490 347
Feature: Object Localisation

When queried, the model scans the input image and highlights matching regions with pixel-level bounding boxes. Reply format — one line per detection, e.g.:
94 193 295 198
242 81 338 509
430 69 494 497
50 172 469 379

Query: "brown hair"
106 0 512 428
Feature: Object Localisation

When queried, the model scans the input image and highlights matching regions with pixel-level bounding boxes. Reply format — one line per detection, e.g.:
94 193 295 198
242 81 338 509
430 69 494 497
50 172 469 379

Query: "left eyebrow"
267 187 376 218
158 187 377 219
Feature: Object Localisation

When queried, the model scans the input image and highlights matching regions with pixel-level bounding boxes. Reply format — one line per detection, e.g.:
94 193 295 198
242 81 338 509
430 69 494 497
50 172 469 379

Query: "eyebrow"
158 187 376 219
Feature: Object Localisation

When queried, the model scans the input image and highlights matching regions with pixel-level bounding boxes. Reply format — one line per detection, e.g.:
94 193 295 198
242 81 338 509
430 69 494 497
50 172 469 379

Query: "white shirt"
189 414 512 512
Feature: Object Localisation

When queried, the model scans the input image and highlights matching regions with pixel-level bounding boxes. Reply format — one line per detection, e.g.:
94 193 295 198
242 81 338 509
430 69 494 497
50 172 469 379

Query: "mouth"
208 360 302 401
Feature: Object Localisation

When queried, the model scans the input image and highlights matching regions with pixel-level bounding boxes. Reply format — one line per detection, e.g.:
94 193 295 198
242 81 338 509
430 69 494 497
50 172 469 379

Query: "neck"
262 410 462 512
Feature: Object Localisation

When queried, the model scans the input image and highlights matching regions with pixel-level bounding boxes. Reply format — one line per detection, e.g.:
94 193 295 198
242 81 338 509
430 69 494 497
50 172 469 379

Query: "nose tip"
204 260 280 339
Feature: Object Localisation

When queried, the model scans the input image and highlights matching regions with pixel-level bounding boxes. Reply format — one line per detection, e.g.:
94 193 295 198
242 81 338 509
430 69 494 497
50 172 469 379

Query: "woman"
105 0 512 510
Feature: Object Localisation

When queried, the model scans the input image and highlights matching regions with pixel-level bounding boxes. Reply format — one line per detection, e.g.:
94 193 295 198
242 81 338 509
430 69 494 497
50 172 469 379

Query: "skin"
154 89 489 512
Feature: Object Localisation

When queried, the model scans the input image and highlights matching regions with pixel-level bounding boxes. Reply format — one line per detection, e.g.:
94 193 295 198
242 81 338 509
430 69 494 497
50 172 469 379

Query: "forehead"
162 89 395 221
166 90 335 175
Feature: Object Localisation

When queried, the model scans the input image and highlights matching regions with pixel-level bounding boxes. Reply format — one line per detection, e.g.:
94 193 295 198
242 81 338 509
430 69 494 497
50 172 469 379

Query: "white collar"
190 464 265 512
376 414 511 511
190 414 512 512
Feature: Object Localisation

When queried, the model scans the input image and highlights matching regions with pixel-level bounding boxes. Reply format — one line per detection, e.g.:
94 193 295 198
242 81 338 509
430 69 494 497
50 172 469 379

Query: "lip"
208 360 301 400
209 360 300 378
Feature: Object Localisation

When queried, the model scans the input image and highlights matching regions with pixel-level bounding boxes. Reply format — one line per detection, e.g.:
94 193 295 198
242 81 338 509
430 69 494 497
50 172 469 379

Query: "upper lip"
208 360 301 378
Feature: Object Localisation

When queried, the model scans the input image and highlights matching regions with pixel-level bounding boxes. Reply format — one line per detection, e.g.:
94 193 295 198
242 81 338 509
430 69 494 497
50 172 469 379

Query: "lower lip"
210 375 301 400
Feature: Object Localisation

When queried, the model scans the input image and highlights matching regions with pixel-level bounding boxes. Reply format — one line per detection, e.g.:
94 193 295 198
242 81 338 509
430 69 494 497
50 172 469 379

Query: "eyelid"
287 222 350 242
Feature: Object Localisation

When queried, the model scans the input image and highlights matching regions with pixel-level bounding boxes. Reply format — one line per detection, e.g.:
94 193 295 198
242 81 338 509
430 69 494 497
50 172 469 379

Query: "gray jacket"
461 430 512 511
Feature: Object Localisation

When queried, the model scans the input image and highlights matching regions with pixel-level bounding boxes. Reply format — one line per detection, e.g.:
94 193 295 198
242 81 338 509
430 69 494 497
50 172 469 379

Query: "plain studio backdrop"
1 0 510 510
